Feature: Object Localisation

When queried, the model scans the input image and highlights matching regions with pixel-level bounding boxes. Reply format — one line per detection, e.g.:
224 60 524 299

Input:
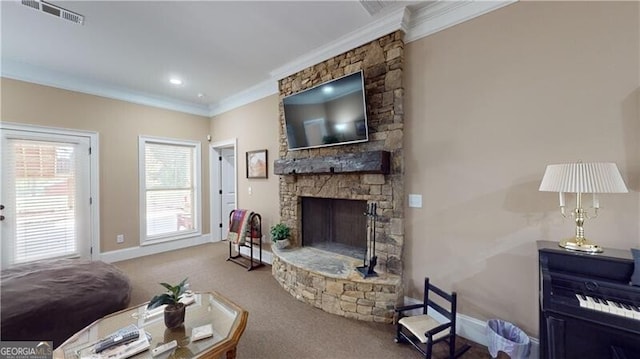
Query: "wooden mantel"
273 151 390 175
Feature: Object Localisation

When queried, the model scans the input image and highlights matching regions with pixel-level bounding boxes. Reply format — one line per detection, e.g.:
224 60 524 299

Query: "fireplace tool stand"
357 202 378 278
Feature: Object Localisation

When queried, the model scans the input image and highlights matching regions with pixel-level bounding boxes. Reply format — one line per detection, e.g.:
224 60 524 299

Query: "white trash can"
486 319 531 359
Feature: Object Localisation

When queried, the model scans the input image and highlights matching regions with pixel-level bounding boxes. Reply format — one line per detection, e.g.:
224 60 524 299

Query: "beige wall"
405 1 639 336
1 79 211 253
210 94 281 234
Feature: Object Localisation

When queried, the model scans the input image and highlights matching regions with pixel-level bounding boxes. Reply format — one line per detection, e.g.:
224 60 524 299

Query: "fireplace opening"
301 197 367 259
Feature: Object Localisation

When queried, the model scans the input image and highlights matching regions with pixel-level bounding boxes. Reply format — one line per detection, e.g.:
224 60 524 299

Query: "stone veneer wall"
277 30 405 275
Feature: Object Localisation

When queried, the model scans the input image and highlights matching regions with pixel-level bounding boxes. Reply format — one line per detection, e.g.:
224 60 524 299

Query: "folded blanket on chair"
227 209 251 244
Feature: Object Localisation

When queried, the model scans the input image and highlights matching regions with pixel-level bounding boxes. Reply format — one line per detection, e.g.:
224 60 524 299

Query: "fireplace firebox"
301 197 367 258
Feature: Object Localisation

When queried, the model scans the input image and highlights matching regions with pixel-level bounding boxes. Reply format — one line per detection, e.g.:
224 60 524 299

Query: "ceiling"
1 0 512 117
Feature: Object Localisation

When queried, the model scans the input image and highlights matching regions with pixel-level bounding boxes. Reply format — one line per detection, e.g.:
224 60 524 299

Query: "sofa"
1 259 132 348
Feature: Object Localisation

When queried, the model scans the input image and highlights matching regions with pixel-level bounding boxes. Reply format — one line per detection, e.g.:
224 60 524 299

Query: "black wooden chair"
395 277 470 359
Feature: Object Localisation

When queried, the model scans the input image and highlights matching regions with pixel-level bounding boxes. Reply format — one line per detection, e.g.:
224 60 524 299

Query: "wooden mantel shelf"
273 150 390 175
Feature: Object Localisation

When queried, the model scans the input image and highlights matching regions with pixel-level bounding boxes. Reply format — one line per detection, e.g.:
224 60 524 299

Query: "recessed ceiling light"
197 93 205 98
169 78 183 86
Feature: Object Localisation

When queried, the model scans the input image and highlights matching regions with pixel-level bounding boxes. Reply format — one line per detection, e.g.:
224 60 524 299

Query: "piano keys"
539 240 640 359
574 294 640 319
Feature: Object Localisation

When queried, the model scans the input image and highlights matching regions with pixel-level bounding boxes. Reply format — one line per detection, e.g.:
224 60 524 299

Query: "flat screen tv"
283 71 368 151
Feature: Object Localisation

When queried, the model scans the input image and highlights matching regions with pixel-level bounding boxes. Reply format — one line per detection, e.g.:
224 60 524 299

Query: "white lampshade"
539 162 628 193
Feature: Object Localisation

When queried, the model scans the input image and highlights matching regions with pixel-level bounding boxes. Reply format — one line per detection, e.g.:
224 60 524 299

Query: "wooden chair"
395 277 470 359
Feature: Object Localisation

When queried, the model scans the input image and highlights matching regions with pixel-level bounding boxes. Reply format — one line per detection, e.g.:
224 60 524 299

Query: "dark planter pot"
164 303 186 329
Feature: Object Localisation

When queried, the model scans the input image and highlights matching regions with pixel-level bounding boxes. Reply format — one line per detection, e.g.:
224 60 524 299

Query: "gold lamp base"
559 238 603 253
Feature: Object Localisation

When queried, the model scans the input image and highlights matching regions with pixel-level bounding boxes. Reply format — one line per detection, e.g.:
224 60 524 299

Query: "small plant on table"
147 278 188 328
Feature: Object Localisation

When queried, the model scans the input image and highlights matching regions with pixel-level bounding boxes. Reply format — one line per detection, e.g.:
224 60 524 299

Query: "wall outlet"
248 186 252 195
116 234 124 243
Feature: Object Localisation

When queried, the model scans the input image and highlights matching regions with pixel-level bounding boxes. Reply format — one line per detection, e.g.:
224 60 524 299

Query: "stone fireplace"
271 31 405 323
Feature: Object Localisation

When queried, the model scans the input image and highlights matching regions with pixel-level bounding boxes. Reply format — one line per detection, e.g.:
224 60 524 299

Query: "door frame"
0 122 100 260
209 138 237 242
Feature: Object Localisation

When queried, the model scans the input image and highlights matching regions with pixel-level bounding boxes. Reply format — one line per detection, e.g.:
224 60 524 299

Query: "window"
139 136 201 244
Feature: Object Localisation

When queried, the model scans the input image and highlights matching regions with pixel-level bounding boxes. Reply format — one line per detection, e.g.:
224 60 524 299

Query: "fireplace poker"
357 202 378 278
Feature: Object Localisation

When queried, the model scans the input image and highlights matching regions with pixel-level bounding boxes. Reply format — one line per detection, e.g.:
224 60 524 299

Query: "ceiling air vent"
21 0 84 25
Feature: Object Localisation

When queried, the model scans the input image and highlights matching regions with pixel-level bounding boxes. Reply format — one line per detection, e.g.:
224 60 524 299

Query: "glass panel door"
1 128 91 268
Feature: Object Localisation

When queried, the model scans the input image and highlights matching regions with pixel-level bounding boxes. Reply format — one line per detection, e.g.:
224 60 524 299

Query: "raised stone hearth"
271 246 402 323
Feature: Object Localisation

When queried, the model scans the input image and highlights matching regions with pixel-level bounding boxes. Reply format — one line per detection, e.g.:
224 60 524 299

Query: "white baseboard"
404 296 540 359
100 234 212 263
238 242 273 264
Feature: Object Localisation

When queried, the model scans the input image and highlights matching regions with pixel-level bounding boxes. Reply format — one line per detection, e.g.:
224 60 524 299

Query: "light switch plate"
408 194 422 208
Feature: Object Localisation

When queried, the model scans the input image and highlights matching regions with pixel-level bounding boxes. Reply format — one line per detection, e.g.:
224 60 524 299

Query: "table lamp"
539 162 628 253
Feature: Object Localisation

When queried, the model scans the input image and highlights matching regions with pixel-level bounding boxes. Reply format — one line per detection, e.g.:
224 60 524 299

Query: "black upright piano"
538 240 640 359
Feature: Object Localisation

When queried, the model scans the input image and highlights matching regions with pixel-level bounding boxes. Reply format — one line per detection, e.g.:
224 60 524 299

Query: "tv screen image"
283 71 368 151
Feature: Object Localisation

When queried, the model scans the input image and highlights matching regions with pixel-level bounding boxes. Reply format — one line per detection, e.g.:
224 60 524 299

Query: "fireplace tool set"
357 202 378 278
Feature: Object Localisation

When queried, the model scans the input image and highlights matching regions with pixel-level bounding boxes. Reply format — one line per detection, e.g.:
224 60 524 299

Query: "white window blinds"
6 139 86 263
140 137 201 243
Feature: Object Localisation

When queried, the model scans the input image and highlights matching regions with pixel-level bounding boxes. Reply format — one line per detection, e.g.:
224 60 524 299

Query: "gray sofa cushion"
1 259 131 348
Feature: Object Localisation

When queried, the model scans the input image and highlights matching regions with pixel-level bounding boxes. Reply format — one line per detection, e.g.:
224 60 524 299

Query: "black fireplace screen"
301 197 367 258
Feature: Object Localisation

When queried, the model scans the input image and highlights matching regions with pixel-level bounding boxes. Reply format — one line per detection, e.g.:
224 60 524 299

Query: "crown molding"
2 60 211 117
268 1 517 79
4 1 516 118
213 1 515 116
211 6 410 118
269 6 409 81
404 0 516 43
399 5 412 35
208 78 278 117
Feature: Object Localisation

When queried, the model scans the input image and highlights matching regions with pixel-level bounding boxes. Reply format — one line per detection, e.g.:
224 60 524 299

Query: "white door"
220 148 236 239
210 140 237 242
0 127 93 268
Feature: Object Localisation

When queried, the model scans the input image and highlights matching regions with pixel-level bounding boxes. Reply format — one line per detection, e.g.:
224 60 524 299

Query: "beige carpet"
114 242 492 359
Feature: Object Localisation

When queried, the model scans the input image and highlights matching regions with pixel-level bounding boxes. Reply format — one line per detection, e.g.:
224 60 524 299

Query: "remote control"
151 340 177 357
191 324 213 341
95 330 140 353
180 295 195 306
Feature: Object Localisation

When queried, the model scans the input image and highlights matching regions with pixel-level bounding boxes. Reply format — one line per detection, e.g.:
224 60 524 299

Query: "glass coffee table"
54 292 248 359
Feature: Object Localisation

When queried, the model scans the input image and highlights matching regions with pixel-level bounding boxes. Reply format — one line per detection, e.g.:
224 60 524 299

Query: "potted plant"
147 278 188 329
270 223 291 249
